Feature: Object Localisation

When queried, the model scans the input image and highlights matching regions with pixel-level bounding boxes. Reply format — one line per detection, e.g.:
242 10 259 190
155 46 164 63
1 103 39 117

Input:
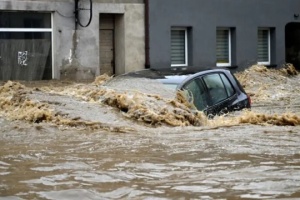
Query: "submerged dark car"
123 68 251 116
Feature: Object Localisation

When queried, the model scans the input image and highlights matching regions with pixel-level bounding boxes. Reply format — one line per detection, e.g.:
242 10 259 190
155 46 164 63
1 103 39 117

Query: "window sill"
171 64 188 67
264 64 277 68
216 64 237 68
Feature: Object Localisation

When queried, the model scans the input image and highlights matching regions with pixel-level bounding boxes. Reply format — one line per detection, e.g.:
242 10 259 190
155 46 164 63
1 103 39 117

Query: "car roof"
122 67 232 85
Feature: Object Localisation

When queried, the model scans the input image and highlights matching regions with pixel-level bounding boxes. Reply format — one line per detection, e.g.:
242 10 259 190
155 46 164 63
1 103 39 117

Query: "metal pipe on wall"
145 0 150 68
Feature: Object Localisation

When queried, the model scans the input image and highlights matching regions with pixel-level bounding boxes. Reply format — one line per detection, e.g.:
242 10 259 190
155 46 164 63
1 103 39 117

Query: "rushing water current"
1 65 300 199
1 119 300 199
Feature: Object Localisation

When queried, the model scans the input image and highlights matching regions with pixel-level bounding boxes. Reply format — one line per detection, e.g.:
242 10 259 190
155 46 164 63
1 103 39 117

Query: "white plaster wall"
94 3 145 75
79 3 125 77
124 4 145 73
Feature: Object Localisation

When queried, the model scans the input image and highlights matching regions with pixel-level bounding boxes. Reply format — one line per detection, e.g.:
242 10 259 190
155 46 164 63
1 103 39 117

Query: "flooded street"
1 65 300 199
1 121 300 199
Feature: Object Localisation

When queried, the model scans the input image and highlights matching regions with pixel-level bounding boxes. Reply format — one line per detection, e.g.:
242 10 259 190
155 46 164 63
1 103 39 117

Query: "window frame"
220 73 235 97
171 27 188 67
216 28 232 67
257 28 271 65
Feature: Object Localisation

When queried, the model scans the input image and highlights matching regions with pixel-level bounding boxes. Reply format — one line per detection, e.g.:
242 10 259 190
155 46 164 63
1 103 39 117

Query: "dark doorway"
286 23 300 69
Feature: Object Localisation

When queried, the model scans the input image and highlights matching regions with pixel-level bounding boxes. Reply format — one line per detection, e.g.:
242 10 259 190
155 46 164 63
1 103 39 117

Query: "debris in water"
0 81 53 123
235 64 300 104
101 88 207 126
0 81 134 132
279 63 299 76
1 64 300 129
93 74 113 86
239 110 300 126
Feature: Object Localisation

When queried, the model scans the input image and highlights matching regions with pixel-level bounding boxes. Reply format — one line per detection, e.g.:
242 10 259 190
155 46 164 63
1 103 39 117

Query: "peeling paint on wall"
68 49 73 64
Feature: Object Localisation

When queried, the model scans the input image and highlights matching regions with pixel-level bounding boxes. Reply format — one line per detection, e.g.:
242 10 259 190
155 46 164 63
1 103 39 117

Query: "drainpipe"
145 0 150 68
74 0 79 30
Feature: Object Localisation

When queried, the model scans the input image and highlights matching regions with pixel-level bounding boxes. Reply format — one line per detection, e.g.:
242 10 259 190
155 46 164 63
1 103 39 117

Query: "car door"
181 77 210 111
201 72 237 116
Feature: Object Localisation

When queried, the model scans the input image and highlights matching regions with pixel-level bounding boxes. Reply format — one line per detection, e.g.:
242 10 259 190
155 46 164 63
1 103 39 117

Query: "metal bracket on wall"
74 0 93 29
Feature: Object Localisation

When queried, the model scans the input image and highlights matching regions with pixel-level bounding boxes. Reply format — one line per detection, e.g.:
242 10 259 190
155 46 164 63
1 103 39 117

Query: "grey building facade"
1 0 300 81
147 0 300 71
0 0 145 80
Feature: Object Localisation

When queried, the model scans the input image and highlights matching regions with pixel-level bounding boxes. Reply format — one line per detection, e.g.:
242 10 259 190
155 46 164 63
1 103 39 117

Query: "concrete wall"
0 0 145 80
123 4 145 73
148 0 300 70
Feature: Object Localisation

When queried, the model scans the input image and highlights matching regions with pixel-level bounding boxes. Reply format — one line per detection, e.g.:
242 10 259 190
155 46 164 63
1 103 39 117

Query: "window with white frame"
216 28 231 67
171 28 188 66
257 28 270 65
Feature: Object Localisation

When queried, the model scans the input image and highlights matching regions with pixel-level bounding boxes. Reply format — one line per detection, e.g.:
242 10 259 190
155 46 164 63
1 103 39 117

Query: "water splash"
235 64 299 104
1 65 300 130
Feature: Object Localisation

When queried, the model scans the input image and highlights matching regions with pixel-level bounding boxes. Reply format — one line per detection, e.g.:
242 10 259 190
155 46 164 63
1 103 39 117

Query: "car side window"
182 78 208 111
202 73 228 104
220 73 235 97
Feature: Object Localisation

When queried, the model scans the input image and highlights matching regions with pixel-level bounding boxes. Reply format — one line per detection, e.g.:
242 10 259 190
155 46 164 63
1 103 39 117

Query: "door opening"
286 22 300 69
99 14 115 76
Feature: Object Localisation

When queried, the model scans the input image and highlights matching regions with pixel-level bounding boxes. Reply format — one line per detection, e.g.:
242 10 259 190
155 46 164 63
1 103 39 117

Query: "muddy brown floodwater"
1 65 300 199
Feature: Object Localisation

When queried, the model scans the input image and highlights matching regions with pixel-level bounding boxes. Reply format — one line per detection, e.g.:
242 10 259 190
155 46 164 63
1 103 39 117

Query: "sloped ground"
1 64 300 131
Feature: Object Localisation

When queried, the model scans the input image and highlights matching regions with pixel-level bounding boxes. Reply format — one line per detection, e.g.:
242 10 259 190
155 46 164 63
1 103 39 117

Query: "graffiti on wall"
18 51 28 66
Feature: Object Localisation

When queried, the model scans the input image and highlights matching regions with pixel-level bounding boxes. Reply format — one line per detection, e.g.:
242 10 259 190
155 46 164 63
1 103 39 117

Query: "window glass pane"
0 32 52 80
203 73 228 104
171 29 186 65
220 73 235 97
0 12 51 28
217 29 229 64
182 78 208 111
258 29 269 62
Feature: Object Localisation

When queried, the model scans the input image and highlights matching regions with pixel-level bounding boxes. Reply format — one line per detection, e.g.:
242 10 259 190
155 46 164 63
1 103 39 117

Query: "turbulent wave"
0 64 300 130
